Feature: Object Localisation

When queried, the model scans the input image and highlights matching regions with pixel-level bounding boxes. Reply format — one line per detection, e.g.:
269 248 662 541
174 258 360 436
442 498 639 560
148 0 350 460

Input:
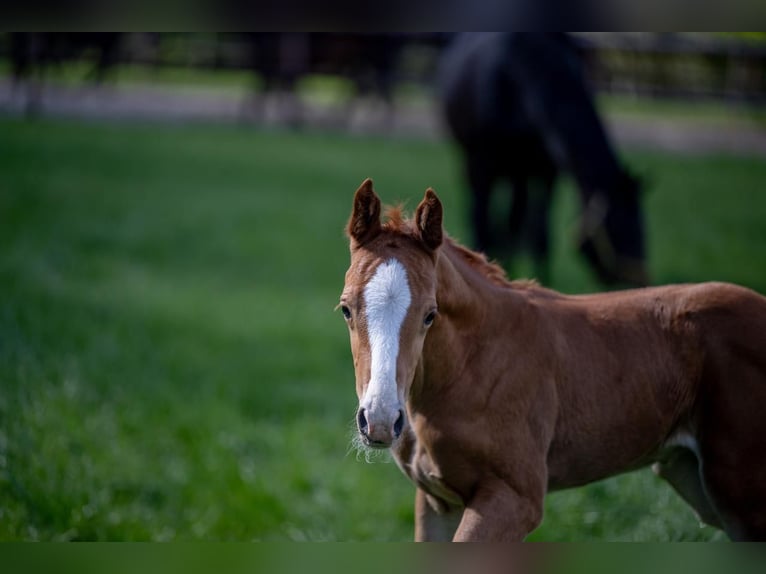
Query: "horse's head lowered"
340 179 443 448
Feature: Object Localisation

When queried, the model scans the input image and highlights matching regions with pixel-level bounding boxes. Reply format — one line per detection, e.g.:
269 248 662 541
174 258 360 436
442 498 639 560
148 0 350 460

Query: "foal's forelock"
361 258 411 410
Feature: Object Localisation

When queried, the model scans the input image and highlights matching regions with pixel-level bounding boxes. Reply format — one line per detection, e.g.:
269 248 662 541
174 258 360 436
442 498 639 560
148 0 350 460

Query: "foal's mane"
382 205 538 291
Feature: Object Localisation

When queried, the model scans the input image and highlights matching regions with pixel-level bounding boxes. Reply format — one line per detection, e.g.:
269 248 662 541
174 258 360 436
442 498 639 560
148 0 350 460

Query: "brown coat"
341 179 766 541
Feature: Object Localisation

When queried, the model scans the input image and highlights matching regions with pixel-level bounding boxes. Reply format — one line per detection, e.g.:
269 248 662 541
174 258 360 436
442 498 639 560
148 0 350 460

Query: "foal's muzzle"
357 407 405 448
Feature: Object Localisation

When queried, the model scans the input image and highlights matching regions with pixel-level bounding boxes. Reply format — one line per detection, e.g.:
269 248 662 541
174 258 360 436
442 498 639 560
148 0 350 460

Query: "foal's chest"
393 433 463 510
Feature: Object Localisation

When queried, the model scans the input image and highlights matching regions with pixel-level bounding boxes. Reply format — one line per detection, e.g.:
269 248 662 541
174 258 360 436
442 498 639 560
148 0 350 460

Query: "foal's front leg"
453 479 543 541
414 488 463 542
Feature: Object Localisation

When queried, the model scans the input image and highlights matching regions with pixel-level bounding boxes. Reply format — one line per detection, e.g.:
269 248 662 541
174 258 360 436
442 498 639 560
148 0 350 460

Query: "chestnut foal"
339 179 766 541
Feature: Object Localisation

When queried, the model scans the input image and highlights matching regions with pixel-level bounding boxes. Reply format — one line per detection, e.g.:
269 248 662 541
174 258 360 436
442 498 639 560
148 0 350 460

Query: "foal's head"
340 179 443 449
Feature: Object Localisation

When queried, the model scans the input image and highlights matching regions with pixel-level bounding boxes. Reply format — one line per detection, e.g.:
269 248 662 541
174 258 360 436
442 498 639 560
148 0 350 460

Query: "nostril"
393 409 405 438
357 408 369 436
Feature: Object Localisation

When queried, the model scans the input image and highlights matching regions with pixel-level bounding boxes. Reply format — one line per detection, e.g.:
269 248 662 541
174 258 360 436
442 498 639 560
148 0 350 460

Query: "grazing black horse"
243 33 408 127
439 33 648 287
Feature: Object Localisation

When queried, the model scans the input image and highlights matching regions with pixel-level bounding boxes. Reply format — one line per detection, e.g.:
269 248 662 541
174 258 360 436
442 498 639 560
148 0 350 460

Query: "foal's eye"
340 305 351 320
424 310 437 327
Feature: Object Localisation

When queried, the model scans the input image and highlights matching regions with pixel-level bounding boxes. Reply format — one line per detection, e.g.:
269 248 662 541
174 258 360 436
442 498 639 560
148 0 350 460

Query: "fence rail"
2 33 765 103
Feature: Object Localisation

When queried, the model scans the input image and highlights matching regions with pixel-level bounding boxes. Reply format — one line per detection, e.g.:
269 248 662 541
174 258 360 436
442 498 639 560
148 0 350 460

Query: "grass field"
1 117 765 541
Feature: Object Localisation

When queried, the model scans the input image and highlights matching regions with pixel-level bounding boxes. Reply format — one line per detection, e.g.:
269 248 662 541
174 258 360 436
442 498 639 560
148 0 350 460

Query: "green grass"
1 118 765 541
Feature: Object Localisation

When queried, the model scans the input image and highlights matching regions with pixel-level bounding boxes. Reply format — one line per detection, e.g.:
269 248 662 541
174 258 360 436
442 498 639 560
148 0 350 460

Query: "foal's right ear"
347 178 382 247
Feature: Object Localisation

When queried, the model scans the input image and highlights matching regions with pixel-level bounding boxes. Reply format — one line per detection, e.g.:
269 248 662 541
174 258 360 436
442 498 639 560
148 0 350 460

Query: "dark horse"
439 33 648 286
243 33 409 128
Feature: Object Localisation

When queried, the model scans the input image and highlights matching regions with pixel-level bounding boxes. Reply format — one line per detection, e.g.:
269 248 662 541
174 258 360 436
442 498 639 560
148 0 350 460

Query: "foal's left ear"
415 188 443 251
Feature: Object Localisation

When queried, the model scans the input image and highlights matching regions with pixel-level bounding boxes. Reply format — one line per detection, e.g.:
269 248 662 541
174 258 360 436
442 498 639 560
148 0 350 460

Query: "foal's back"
554 280 766 419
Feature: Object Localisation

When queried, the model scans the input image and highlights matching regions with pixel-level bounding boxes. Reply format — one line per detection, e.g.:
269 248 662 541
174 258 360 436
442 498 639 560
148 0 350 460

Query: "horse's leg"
699 458 766 540
508 176 527 252
465 153 495 254
452 479 543 541
653 447 722 530
697 359 766 540
527 176 554 285
698 443 766 540
414 488 462 542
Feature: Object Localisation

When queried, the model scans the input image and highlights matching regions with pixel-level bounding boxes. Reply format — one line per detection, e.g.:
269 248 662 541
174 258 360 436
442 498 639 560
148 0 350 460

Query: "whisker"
345 415 392 464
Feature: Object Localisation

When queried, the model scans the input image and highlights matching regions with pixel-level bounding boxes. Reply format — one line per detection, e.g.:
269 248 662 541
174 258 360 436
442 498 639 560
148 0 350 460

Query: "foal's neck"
435 240 524 319
411 242 527 404
435 246 487 318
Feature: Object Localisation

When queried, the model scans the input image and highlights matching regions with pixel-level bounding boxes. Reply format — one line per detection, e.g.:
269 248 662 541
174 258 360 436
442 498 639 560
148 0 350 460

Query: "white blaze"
362 259 411 413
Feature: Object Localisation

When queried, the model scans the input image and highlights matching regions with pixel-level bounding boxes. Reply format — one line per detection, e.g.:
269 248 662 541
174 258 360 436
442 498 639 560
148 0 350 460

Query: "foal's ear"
415 188 443 251
347 178 382 247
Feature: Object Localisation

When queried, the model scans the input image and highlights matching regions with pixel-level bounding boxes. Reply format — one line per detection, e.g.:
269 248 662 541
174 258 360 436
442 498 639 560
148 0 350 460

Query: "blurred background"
1 32 765 541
